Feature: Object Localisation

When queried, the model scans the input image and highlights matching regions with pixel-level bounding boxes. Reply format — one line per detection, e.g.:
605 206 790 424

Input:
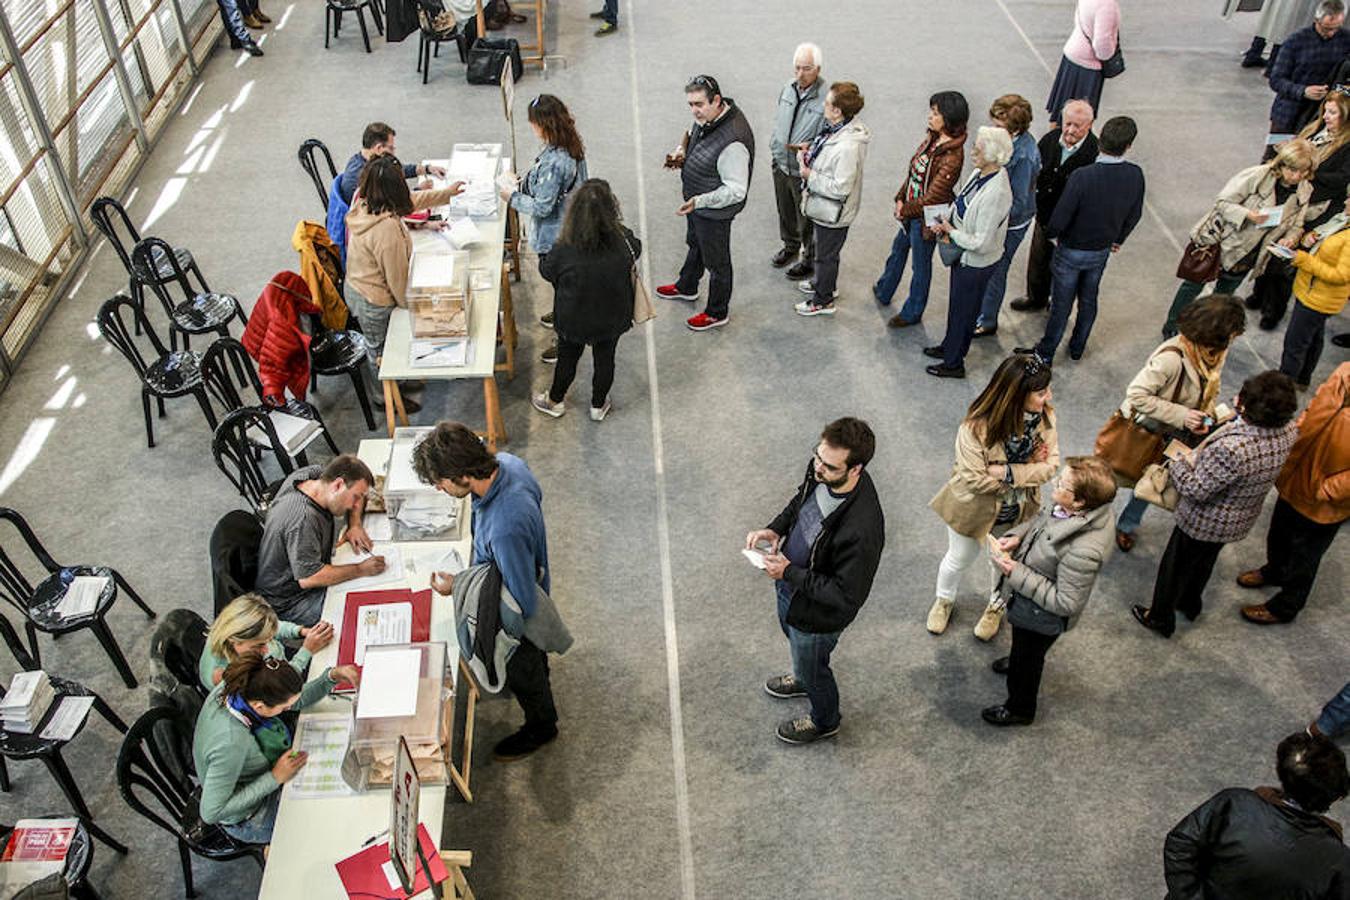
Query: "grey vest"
681 100 755 221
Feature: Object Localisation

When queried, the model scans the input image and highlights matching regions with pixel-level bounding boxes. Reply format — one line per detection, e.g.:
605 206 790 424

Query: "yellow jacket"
291 220 348 330
1292 228 1350 315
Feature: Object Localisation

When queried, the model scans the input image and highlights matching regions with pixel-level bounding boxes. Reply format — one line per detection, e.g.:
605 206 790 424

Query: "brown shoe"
243 13 263 27
1115 529 1135 553
1236 569 1266 589
254 7 271 20
887 314 919 328
1241 604 1287 625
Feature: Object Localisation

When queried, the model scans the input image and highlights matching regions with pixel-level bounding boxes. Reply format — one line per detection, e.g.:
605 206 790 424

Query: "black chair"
325 0 384 53
201 337 341 460
301 239 377 431
148 609 209 701
414 0 468 84
96 294 218 449
209 511 264 614
298 139 338 212
0 815 103 899
90 197 205 327
212 407 296 519
0 646 130 856
117 706 265 899
0 508 156 689
130 237 246 355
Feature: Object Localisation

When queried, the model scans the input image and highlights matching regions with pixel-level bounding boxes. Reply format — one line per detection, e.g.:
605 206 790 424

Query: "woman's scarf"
804 118 848 169
225 693 293 765
1178 336 1225 413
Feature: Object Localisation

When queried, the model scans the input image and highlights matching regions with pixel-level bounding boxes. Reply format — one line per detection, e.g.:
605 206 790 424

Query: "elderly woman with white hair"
926 126 1014 378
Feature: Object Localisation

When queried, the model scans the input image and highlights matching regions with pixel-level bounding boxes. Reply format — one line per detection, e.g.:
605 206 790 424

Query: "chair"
117 706 265 898
130 237 246 355
209 511 264 614
304 240 377 431
325 0 384 53
0 508 156 689
148 609 209 701
414 0 468 84
0 815 103 899
0 645 131 855
212 407 296 519
201 337 341 460
298 139 338 213
96 294 218 449
90 197 205 327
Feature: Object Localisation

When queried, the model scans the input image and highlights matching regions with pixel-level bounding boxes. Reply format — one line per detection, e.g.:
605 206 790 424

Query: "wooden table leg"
391 381 409 428
438 850 476 899
447 656 479 804
382 379 397 437
481 376 506 451
496 264 517 381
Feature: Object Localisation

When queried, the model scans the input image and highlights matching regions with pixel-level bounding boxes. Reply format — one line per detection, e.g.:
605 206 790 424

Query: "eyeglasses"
812 447 847 474
687 74 720 95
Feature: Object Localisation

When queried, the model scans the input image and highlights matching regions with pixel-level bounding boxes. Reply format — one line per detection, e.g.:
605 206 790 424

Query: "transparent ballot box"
407 248 471 338
344 642 452 790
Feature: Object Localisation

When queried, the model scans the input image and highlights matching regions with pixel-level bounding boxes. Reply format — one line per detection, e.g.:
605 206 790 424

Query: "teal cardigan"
191 672 335 825
197 622 312 690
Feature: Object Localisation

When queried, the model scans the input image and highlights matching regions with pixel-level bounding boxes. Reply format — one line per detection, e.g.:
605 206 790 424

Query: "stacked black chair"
0 507 156 689
209 511 264 614
212 407 296 519
117 706 265 898
414 0 469 84
148 609 210 701
325 0 384 53
130 238 246 357
90 197 205 333
298 139 338 212
96 294 217 449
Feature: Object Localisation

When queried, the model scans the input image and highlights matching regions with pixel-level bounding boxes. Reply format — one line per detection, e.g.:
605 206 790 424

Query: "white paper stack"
356 647 421 720
247 411 323 456
55 575 107 619
409 339 469 369
394 491 460 536
0 671 55 734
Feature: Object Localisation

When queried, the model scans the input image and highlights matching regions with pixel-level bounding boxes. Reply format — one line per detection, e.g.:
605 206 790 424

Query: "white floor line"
991 0 1270 369
624 3 697 898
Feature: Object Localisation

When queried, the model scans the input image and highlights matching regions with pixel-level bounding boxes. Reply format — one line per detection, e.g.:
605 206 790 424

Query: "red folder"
334 824 447 899
334 589 433 690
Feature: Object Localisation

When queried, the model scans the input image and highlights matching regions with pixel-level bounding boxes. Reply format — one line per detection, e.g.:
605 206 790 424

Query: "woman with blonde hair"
198 593 333 689
928 353 1059 639
1161 139 1315 337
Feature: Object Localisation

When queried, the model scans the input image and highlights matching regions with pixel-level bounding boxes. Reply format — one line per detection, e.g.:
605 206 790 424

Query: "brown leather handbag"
1176 240 1221 283
1095 347 1186 481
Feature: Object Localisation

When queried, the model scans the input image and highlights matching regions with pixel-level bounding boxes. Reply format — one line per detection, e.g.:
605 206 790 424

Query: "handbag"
937 240 964 268
625 233 656 325
1095 347 1186 480
1079 17 1125 79
466 36 522 85
1135 423 1228 511
1176 240 1221 283
802 191 844 225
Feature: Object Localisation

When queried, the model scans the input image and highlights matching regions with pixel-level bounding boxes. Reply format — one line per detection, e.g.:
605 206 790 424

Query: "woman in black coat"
531 179 641 422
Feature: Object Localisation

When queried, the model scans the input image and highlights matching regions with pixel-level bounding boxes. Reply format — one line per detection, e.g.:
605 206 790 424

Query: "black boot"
1265 43 1281 74
1241 36 1266 68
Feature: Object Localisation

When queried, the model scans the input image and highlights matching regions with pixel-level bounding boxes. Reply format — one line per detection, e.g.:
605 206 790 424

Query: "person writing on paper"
980 456 1116 727
255 454 382 627
345 156 465 415
498 94 588 365
414 422 558 761
194 653 359 846
1278 187 1350 389
746 418 884 745
199 593 334 689
530 179 640 422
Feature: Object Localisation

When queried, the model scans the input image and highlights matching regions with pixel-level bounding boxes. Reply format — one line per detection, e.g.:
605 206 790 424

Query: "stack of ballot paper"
246 410 323 456
0 671 54 734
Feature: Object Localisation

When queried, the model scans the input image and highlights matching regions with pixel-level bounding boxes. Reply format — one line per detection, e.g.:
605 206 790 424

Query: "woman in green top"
192 653 358 844
199 593 334 690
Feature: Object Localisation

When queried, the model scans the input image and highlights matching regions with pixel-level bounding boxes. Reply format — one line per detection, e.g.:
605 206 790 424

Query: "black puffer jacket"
539 227 641 345
1164 787 1350 900
767 463 885 634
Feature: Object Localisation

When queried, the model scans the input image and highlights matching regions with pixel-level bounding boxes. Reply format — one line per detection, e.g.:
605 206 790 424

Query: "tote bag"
627 234 656 325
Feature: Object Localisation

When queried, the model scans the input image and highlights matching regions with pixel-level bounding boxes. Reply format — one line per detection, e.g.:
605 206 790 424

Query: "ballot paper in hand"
924 204 952 227
56 575 108 619
433 547 466 575
741 548 769 569
1258 206 1284 228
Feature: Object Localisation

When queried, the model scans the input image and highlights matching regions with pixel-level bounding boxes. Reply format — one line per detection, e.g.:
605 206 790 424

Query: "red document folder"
334 824 448 899
334 589 433 690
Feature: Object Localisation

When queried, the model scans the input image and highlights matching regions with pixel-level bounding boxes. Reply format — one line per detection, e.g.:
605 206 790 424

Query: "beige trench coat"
1191 164 1312 274
929 412 1060 539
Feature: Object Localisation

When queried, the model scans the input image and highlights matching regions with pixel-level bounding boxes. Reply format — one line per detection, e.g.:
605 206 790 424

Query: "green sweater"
192 672 335 825
196 622 313 691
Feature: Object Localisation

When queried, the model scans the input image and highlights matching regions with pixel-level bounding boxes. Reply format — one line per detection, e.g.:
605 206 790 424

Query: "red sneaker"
656 284 699 301
686 312 727 331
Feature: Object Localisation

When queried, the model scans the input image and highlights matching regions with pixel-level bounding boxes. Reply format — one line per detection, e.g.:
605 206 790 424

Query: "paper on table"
409 253 455 287
1258 206 1284 228
362 513 393 542
741 548 768 569
924 204 952 227
409 339 469 368
38 695 94 741
355 648 421 719
56 575 107 618
337 544 404 591
287 713 357 799
447 216 482 249
353 602 412 665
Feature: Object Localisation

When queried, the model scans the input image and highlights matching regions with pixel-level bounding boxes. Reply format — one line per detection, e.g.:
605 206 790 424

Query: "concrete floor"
0 1 1345 898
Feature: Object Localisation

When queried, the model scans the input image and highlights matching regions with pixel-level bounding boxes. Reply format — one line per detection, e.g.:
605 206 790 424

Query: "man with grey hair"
1267 0 1350 142
768 43 826 280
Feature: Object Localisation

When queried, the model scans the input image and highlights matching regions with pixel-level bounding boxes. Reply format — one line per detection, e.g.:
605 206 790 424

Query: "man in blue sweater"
1017 116 1145 363
338 123 447 206
414 421 557 761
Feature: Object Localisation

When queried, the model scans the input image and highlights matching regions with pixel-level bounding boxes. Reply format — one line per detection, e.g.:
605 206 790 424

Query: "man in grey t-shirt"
254 454 383 626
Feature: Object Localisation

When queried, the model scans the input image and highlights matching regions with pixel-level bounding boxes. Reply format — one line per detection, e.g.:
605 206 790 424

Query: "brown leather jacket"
894 128 966 241
1276 362 1350 524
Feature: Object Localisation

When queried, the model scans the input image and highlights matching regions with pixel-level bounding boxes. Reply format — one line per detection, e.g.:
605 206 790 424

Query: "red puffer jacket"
241 271 321 404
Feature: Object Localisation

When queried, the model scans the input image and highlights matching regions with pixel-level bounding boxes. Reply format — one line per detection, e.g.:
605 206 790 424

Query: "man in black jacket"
745 418 885 745
1010 99 1099 313
1164 731 1350 899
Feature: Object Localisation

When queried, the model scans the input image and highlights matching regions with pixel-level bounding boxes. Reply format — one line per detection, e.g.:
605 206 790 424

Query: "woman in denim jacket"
502 94 588 363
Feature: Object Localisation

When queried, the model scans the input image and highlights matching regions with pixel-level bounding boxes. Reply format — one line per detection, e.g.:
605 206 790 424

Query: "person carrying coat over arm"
980 456 1117 727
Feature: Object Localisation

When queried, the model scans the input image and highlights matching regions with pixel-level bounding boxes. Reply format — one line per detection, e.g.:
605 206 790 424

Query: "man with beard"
745 418 886 745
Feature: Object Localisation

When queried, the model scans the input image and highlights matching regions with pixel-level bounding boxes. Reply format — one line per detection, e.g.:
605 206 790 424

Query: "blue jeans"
874 218 935 322
1035 245 1111 361
775 580 841 730
977 224 1030 330
222 791 280 845
1317 680 1350 738
1115 492 1149 535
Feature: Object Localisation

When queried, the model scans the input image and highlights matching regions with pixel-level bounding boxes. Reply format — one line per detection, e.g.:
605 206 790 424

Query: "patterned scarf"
804 118 849 169
226 692 293 765
1178 336 1225 412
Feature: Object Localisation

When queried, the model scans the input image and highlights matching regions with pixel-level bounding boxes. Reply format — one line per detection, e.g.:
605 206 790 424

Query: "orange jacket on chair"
292 220 348 329
241 271 321 404
1276 362 1350 524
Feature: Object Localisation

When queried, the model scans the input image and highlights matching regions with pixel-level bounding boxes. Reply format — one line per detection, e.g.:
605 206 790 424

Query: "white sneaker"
797 280 816 295
589 400 611 421
794 299 836 317
973 604 1005 642
926 597 954 634
531 392 565 418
